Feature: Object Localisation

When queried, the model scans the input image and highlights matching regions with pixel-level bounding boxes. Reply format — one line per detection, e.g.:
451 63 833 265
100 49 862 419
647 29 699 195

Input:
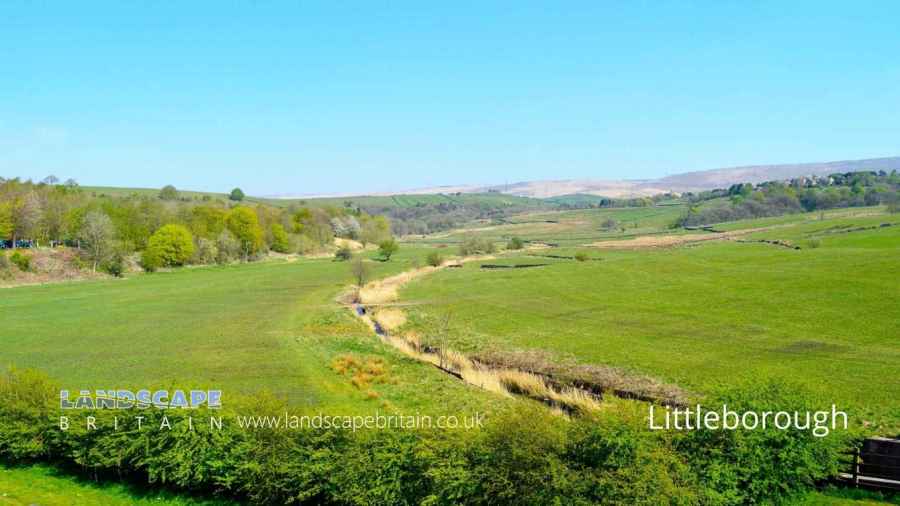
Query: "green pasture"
0 464 235 506
398 210 900 428
0 246 500 415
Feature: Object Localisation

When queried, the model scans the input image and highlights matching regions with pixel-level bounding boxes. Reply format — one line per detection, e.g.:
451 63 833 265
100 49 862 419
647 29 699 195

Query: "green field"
398 209 900 428
0 247 500 415
0 464 235 506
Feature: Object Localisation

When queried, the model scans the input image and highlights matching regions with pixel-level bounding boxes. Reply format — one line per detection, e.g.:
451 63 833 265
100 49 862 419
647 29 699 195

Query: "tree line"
0 177 392 275
677 170 900 227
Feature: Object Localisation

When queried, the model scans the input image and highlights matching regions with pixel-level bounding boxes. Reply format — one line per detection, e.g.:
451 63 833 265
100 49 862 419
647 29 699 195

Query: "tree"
12 192 43 244
215 229 241 264
360 215 391 246
270 223 290 253
351 257 371 288
426 251 443 267
159 185 179 200
64 178 78 188
42 175 59 185
144 224 195 268
79 211 115 271
506 236 525 250
377 238 399 261
0 202 12 241
229 188 245 201
225 207 264 260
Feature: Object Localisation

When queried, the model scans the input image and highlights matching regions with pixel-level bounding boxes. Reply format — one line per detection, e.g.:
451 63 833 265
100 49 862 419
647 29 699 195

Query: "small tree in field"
351 257 371 289
506 236 525 250
426 251 444 267
378 238 399 261
229 188 245 202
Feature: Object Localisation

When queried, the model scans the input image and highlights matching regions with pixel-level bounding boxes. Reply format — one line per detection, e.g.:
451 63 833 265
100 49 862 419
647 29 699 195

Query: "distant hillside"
384 156 900 198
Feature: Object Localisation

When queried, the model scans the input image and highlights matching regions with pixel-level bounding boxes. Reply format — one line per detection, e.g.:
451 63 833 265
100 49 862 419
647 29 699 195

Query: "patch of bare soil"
0 248 109 288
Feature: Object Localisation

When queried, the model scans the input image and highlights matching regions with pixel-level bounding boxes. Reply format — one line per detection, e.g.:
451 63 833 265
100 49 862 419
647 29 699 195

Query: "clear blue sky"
2 1 899 196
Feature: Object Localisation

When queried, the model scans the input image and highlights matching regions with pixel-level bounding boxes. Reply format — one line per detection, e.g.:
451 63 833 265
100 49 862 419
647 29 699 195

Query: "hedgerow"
0 368 852 505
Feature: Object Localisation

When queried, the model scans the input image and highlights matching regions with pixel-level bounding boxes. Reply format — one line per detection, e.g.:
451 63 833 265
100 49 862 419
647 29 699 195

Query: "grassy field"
398 208 900 428
0 465 235 505
0 246 502 415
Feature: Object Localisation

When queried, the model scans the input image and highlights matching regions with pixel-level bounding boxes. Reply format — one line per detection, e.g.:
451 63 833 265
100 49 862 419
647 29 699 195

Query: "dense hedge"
0 368 853 505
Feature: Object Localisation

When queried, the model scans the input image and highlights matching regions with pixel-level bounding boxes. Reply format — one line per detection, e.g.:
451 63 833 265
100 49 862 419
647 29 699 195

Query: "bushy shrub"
675 380 851 505
506 236 525 250
270 224 290 253
377 238 399 261
426 251 444 267
806 238 822 249
102 248 126 277
574 251 589 262
139 248 160 272
0 252 10 274
145 224 195 268
9 251 31 271
459 236 495 256
334 246 352 261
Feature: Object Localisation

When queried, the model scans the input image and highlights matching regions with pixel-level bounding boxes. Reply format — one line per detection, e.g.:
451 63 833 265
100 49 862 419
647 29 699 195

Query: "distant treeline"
0 177 391 275
677 170 900 227
362 201 537 236
551 193 679 210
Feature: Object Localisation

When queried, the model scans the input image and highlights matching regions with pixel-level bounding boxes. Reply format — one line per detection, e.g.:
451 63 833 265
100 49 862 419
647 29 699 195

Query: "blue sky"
1 1 899 196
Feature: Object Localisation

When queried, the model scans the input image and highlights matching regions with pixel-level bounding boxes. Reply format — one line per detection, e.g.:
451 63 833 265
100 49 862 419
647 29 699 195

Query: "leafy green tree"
377 238 399 261
159 185 179 200
270 223 290 253
144 224 195 268
229 188 245 201
225 207 264 260
360 214 391 246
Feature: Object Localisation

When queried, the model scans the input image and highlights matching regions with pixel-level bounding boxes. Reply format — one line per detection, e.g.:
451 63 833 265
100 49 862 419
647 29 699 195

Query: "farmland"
398 206 900 429
1 201 899 504
0 246 502 415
